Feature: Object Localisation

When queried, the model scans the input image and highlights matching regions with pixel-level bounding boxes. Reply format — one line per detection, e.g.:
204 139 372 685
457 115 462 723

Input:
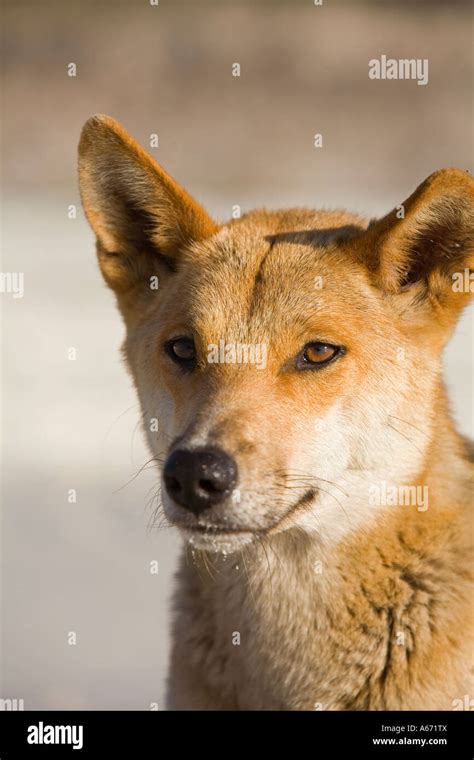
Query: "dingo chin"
79 115 474 711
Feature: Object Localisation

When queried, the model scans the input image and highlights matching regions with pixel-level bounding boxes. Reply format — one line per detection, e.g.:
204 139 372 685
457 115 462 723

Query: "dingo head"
79 116 474 552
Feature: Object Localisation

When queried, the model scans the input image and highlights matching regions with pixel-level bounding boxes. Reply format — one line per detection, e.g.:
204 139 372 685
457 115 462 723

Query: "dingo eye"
297 342 343 370
165 337 196 369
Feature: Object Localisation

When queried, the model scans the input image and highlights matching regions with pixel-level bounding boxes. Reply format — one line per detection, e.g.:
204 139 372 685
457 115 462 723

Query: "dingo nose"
163 448 238 515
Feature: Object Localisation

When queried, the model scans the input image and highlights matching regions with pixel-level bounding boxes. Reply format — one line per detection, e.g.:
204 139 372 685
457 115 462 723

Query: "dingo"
79 116 473 710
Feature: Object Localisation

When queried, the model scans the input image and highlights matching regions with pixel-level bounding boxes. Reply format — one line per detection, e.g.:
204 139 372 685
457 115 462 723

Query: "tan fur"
79 115 474 710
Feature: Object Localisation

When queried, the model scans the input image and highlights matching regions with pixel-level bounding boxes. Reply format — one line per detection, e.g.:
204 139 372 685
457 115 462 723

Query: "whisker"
113 456 164 494
314 484 351 525
387 422 423 454
276 470 348 497
241 548 258 611
388 414 430 439
255 535 273 601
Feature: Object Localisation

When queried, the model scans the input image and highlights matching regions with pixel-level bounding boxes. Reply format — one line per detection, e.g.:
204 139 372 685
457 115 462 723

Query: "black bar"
0 710 472 757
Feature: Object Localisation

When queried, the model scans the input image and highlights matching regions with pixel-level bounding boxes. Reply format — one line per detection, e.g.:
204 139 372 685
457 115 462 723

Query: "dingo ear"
78 115 218 294
355 168 474 326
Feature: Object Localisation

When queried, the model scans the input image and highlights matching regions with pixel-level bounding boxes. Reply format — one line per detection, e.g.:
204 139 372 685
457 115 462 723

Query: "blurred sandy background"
1 0 472 709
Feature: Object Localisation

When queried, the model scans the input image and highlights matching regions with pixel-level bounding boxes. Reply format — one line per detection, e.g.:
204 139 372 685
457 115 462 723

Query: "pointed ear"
353 168 474 328
78 115 218 294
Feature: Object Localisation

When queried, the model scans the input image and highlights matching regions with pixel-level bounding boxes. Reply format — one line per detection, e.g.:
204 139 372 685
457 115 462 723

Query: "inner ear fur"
352 168 474 319
78 115 218 294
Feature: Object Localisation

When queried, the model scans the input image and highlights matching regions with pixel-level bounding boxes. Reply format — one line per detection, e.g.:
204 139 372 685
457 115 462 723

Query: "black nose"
163 448 238 515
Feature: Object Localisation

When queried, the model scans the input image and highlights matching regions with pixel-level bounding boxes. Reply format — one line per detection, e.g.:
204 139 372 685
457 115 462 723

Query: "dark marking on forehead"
247 236 278 317
265 224 365 249
255 236 276 281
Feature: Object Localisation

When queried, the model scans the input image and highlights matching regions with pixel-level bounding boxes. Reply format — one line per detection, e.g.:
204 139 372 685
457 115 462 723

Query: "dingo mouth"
189 524 249 534
179 525 255 552
172 489 317 552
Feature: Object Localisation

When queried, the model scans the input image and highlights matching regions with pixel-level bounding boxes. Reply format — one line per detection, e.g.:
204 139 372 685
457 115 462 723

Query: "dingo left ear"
355 168 474 326
78 115 218 295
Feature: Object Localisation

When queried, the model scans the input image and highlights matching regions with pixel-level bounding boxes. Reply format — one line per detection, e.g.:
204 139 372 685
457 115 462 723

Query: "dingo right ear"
353 168 474 332
78 115 218 295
